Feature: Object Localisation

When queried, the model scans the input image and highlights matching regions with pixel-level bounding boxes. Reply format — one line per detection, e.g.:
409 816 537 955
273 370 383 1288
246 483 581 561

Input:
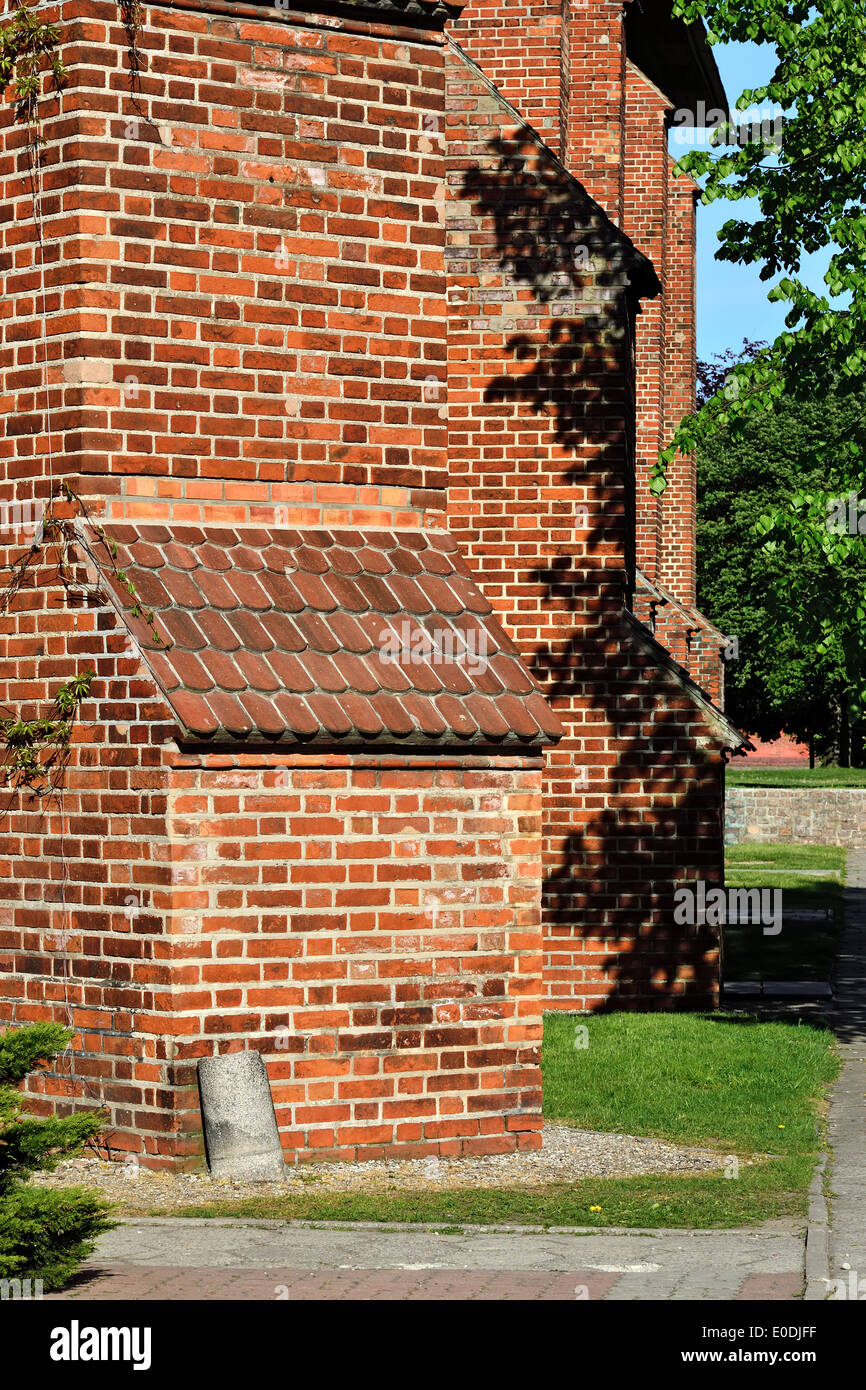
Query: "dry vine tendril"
0 482 166 796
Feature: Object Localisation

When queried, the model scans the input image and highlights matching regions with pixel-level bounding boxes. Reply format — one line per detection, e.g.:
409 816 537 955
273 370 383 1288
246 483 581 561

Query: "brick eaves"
635 567 729 645
623 609 747 750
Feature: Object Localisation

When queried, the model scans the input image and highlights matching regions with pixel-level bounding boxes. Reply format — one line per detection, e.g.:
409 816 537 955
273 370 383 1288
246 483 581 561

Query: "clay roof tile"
93 523 563 750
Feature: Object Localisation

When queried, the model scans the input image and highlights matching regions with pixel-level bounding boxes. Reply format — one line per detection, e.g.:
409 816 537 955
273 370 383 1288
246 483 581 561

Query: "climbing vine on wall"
0 1 152 799
0 669 94 794
0 0 144 114
118 0 143 95
0 482 165 796
0 3 67 129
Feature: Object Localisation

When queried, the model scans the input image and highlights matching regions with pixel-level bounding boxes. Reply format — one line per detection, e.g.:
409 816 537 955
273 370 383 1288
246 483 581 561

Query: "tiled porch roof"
90 523 563 751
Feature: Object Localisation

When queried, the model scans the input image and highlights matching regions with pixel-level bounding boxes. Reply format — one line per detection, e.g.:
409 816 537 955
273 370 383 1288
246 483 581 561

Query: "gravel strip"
36 1127 734 1214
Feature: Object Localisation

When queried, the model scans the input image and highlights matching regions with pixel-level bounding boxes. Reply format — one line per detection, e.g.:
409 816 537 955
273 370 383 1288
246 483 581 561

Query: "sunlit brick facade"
0 0 741 1168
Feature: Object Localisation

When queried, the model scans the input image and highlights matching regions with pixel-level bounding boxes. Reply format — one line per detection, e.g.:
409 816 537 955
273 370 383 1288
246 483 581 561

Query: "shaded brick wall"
622 63 668 587
445 52 727 1011
450 0 707 623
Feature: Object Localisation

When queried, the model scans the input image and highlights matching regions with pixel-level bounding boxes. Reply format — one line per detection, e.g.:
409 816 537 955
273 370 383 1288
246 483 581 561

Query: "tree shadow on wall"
458 130 725 1011
462 131 639 303
461 130 643 458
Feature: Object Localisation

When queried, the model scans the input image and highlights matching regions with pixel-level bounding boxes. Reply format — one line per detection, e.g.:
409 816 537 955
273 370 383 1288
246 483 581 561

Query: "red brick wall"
658 165 699 607
0 549 179 1161
165 751 544 1163
0 551 545 1164
561 0 627 216
445 51 726 1011
619 66 701 611
0 0 730 1180
448 0 565 157
0 0 450 530
452 0 626 213
0 2 547 1166
451 2 705 613
622 63 669 586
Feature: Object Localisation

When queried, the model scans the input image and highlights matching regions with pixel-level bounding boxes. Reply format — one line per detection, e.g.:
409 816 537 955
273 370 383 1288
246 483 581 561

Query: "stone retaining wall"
726 787 866 848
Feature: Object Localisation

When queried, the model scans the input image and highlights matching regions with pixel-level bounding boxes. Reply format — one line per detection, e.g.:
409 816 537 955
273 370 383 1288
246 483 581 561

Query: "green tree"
654 1 866 759
697 342 866 763
0 1023 114 1290
654 0 866 485
755 484 866 764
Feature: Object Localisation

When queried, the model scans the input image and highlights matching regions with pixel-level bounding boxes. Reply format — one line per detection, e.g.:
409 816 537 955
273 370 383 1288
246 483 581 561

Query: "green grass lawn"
155 1162 813 1230
727 766 866 787
154 1012 838 1231
543 1012 834 1153
725 844 847 873
723 842 845 981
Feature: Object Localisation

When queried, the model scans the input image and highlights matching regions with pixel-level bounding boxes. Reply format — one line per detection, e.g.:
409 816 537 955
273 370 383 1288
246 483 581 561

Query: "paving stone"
763 981 833 998
47 1218 806 1302
827 860 866 1282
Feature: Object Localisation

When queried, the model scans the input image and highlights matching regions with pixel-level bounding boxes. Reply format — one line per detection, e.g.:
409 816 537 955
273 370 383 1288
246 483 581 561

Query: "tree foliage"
658 1 866 760
697 343 866 761
0 3 65 130
653 0 866 491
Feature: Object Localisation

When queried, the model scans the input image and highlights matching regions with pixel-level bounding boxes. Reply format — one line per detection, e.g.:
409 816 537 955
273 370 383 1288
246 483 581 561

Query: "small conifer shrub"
0 1023 115 1290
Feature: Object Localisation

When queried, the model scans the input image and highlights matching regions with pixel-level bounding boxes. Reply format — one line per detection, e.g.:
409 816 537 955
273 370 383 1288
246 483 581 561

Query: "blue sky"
688 40 830 364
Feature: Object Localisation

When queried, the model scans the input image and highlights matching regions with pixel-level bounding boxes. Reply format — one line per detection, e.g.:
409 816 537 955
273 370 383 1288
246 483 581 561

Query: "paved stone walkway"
49 1217 805 1301
826 849 866 1288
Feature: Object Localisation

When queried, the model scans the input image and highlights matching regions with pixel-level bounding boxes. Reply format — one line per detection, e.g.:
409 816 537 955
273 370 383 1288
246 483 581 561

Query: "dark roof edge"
174 733 556 755
155 0 462 33
624 0 727 119
623 610 747 750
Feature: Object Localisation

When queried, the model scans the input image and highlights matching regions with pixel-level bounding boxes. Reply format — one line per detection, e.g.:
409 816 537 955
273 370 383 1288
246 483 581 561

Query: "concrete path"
51 1216 805 1301
824 849 866 1293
